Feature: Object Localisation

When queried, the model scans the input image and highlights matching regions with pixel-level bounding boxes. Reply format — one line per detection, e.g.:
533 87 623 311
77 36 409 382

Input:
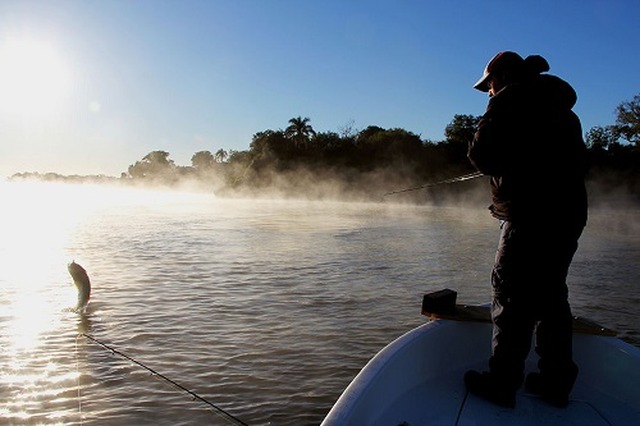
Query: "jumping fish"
68 261 91 310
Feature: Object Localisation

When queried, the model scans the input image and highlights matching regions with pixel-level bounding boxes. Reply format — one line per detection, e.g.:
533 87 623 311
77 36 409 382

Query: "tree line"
117 114 483 199
11 94 640 203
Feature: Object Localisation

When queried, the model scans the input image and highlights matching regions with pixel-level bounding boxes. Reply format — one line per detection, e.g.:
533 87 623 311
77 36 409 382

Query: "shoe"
524 372 569 408
464 370 516 408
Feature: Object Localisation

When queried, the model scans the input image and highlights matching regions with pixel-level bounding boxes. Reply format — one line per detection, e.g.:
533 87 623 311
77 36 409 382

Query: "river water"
1 181 638 425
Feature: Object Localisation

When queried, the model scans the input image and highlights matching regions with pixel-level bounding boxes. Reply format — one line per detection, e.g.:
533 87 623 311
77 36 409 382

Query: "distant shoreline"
5 169 639 210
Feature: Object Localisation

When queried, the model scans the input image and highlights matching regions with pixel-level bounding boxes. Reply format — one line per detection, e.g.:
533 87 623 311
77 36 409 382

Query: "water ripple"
1 185 638 425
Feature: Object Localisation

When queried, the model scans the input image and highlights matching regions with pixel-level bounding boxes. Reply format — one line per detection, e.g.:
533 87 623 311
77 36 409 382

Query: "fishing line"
75 334 84 425
82 333 249 426
382 171 484 198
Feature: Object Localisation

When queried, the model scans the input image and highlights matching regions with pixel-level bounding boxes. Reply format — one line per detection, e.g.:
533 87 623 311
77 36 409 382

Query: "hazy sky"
1 0 638 177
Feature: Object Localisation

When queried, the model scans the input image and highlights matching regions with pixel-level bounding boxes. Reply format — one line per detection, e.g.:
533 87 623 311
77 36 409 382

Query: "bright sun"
0 37 72 119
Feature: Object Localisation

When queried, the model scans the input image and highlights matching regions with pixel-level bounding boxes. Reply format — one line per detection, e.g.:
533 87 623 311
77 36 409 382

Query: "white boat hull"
322 319 640 425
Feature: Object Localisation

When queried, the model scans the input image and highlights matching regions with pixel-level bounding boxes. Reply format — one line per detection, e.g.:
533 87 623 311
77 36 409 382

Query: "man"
465 51 588 408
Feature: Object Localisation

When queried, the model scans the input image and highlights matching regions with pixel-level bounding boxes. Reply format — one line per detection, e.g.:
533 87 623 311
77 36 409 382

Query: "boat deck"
323 319 640 425
377 357 629 425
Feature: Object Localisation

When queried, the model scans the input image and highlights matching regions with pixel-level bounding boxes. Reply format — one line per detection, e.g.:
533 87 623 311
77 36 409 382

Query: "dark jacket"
468 74 588 225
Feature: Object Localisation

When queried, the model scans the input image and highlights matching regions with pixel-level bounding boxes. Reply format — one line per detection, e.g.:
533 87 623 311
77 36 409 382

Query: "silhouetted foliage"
215 149 228 163
614 94 640 147
285 116 316 148
190 150 219 183
581 93 640 203
586 126 619 151
9 98 640 204
128 150 176 182
191 151 215 170
443 114 481 168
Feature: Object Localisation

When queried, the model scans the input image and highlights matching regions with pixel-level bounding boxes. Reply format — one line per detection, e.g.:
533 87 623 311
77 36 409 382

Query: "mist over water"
0 181 638 425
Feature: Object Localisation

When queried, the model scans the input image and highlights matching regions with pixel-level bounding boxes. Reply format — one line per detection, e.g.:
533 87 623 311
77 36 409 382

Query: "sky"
0 0 639 177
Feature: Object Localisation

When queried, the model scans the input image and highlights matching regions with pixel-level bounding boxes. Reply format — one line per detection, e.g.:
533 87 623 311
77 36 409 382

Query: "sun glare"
0 37 72 119
0 181 207 349
0 182 83 355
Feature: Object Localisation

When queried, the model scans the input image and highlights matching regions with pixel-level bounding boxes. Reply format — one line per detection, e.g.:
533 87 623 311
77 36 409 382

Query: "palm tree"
285 116 316 148
214 149 228 163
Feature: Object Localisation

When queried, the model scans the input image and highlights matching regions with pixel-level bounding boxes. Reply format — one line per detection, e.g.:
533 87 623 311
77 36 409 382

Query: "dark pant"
489 220 583 393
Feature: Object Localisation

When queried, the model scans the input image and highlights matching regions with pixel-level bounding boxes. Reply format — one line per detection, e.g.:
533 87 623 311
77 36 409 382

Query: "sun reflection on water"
0 181 108 422
0 180 210 422
1 183 76 353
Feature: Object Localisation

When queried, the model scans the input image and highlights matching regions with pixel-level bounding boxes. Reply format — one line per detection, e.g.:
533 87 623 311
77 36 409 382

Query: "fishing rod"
82 333 249 426
382 171 484 198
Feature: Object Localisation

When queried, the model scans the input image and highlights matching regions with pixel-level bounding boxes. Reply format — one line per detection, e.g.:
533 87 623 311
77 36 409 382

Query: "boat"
321 289 640 425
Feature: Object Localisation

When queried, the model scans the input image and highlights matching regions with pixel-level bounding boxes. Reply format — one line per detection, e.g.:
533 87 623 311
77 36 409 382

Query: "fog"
7 163 640 217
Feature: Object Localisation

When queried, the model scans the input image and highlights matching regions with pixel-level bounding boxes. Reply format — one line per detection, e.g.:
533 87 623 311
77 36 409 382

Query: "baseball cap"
473 51 524 92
